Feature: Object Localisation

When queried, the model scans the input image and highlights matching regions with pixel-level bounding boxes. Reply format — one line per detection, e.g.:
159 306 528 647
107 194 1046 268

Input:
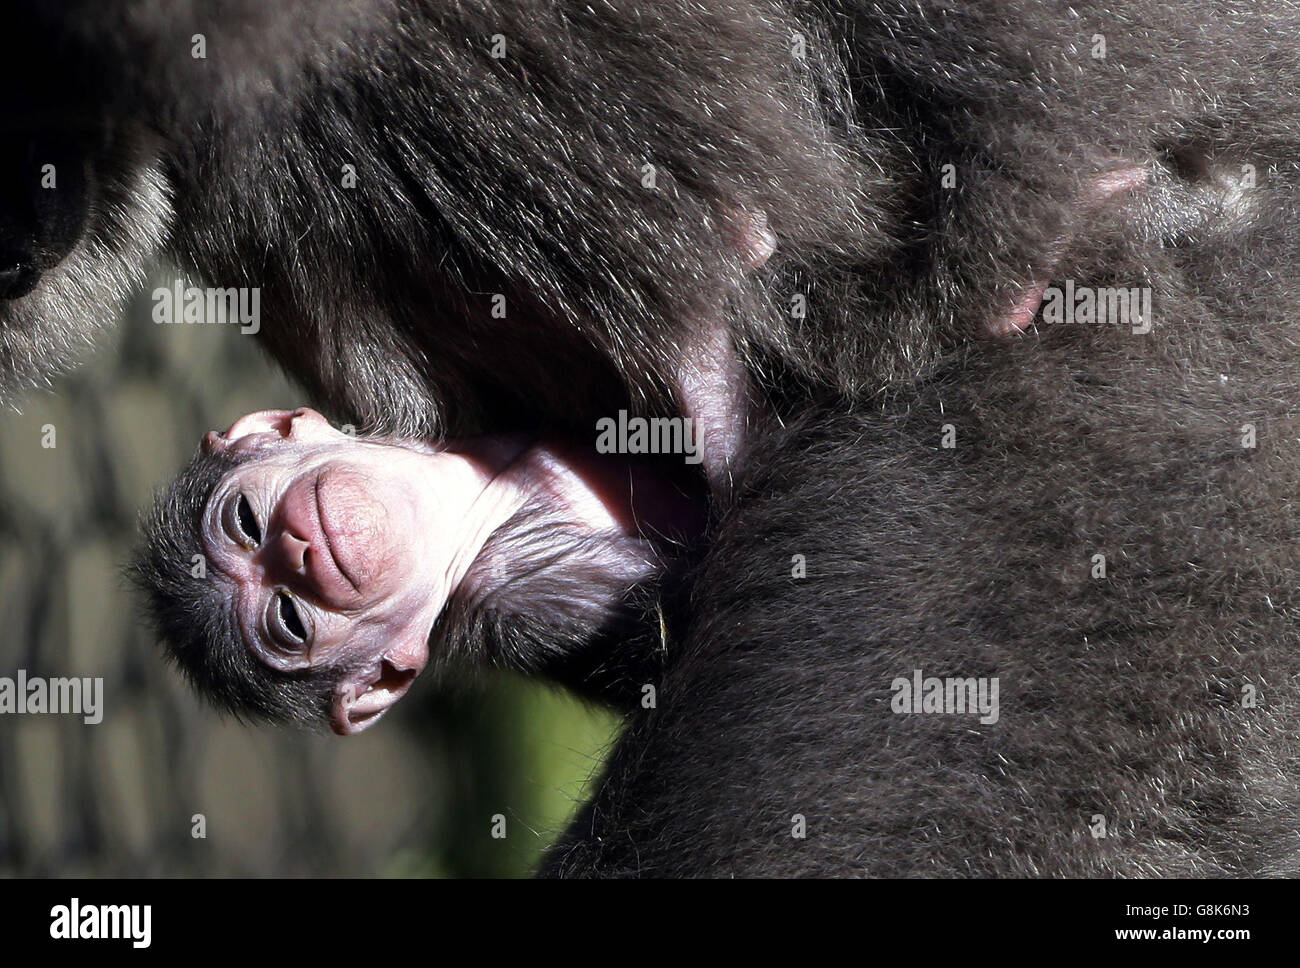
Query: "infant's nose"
269 529 310 576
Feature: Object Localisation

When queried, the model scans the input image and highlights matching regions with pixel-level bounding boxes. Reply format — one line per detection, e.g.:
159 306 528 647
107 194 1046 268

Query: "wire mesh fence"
0 267 617 876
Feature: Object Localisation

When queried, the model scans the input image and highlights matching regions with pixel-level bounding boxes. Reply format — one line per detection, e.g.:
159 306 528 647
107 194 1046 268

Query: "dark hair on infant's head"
131 447 336 729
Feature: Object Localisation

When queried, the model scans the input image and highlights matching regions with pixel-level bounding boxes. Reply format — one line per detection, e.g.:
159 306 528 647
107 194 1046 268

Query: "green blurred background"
0 266 620 876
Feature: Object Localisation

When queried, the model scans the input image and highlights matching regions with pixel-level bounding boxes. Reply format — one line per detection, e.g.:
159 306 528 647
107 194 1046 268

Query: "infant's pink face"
198 408 498 732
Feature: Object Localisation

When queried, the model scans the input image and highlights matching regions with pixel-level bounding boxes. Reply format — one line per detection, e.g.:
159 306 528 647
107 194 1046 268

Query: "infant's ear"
231 407 335 441
226 408 298 440
328 632 428 736
203 407 337 455
329 659 419 735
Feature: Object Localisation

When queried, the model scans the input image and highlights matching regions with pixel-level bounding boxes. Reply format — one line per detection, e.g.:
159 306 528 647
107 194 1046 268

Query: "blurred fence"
0 267 617 876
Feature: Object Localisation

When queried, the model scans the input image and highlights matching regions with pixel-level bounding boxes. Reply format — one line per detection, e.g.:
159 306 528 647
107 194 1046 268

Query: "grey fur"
545 177 1300 875
7 2 1300 876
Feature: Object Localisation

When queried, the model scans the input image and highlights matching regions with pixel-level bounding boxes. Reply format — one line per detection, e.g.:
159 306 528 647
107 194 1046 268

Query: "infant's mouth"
314 469 361 595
